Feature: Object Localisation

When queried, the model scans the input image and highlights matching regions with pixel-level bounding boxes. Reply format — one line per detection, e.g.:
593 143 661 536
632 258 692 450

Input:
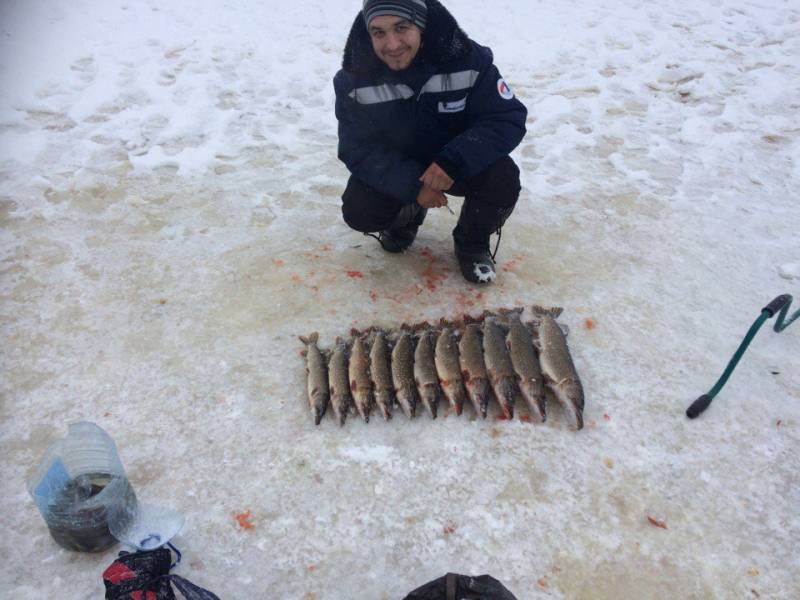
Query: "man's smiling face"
368 16 422 71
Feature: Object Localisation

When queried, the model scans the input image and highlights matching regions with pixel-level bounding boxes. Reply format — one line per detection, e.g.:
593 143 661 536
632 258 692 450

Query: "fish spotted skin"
532 307 584 430
349 335 374 423
300 332 329 425
391 331 418 418
414 329 441 419
328 337 352 426
434 327 467 415
458 323 492 418
483 317 519 419
369 330 394 420
503 311 546 423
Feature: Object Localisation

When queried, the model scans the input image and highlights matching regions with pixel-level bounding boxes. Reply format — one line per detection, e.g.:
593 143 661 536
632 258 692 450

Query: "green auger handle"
687 294 798 419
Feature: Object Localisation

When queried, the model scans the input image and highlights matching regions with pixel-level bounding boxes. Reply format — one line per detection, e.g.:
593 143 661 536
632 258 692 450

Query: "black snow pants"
341 156 521 240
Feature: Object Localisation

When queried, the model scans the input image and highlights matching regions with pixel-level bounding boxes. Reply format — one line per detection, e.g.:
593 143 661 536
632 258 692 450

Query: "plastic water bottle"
28 422 138 552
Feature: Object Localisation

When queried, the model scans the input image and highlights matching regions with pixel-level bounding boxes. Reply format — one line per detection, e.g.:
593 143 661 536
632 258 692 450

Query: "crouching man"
333 0 527 284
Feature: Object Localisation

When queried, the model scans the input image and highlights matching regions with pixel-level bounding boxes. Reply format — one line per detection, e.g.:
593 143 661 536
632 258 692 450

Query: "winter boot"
376 202 427 253
453 203 514 284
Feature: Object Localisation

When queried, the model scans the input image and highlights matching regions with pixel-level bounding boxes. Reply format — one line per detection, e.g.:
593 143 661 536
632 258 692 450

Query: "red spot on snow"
647 516 668 529
235 511 255 530
585 318 596 330
501 256 523 272
520 415 532 423
369 291 378 301
442 520 457 535
776 420 782 428
537 577 549 590
603 413 611 421
346 270 364 279
272 259 285 267
320 243 331 252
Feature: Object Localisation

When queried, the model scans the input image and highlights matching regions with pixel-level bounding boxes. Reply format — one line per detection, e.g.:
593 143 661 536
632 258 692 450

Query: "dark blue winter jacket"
334 0 527 204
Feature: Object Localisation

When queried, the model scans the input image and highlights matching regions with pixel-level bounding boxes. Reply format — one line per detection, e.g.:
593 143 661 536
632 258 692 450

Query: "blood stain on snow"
647 515 668 529
455 289 485 309
537 577 549 590
442 520 457 535
603 413 611 421
272 259 285 267
520 415 532 423
235 510 255 530
307 564 317 573
346 270 364 279
585 318 596 329
776 420 782 428
501 255 523 272
369 291 378 301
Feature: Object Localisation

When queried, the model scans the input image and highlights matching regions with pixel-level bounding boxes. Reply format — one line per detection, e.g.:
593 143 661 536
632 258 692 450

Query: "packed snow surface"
1 1 799 598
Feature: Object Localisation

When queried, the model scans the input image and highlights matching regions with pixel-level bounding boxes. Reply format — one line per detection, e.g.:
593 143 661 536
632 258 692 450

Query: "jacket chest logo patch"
497 78 514 100
438 97 467 113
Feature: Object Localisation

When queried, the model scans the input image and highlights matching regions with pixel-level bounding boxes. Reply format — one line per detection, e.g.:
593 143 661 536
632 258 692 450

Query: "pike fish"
391 330 418 418
299 333 329 425
434 326 467 415
501 308 546 423
458 323 492 418
369 330 394 420
482 316 519 419
328 337 352 426
531 306 584 430
413 328 441 419
349 334 374 423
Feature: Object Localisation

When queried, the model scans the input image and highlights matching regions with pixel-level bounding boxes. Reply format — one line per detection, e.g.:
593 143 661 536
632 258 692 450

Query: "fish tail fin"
299 331 319 345
531 305 564 319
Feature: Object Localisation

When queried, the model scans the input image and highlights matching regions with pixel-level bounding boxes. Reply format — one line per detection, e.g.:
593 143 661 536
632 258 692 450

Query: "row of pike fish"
299 306 585 430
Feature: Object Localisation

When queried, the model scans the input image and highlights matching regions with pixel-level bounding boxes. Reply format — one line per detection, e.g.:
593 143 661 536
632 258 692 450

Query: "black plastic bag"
403 573 519 600
102 547 220 600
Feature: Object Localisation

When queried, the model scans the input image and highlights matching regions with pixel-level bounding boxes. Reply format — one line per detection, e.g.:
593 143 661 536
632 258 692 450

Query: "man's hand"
416 185 448 209
419 162 454 192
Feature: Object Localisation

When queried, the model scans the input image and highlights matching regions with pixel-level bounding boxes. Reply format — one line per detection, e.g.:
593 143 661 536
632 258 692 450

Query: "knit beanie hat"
363 0 428 30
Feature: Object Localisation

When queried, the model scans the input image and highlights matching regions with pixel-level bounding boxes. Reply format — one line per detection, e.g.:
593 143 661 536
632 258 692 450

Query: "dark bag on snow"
403 572 519 600
102 547 220 600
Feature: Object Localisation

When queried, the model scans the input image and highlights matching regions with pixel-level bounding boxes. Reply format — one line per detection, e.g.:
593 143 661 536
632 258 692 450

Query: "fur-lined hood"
341 0 472 75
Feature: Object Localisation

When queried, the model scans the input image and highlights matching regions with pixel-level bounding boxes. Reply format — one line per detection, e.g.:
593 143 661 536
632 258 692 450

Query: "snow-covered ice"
1 0 799 598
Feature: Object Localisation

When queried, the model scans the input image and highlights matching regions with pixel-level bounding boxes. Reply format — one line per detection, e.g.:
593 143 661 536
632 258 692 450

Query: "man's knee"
466 157 521 209
341 177 398 233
